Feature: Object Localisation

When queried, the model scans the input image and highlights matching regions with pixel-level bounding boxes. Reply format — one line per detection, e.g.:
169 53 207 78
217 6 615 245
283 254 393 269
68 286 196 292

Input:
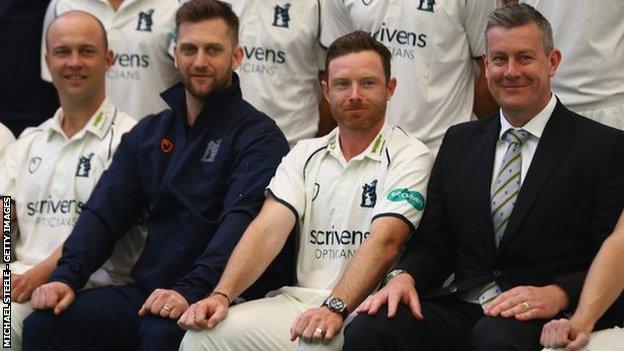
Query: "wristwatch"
384 269 407 285
322 296 349 319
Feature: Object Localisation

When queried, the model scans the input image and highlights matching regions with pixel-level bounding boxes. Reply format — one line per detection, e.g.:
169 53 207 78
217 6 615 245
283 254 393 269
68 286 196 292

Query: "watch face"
329 297 345 311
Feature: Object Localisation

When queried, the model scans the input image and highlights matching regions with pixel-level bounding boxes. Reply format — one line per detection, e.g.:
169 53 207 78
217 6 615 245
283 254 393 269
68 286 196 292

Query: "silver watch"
384 269 407 285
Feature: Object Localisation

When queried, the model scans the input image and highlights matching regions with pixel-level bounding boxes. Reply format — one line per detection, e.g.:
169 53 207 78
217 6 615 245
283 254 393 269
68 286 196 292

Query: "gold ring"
522 302 530 310
314 327 325 336
162 305 172 312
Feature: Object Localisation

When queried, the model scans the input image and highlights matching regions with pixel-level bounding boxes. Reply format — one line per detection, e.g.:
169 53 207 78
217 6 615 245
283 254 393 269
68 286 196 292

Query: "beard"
179 66 233 100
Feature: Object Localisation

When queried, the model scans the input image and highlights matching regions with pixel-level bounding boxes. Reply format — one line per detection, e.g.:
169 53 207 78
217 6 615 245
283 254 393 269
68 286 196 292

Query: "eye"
362 79 376 88
205 45 223 56
179 45 197 55
52 48 70 57
332 80 349 90
80 47 96 56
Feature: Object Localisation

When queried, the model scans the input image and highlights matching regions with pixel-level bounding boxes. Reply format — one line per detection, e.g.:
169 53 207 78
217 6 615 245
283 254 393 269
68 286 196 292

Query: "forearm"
330 218 409 311
214 216 290 300
572 227 624 328
33 245 62 278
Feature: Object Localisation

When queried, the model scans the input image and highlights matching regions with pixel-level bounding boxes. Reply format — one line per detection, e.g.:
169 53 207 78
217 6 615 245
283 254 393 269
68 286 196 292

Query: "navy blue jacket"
51 76 294 303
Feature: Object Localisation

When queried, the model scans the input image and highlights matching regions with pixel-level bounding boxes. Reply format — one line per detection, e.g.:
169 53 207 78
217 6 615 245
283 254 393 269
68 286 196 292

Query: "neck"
59 94 105 139
185 93 205 127
503 93 552 128
338 120 384 162
108 0 123 11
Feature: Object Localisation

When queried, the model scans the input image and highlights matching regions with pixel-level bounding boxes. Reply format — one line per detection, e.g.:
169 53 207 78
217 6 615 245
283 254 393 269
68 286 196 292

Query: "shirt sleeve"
319 0 355 48
265 142 307 222
464 0 498 58
171 118 291 303
372 139 434 234
0 142 19 197
50 128 146 290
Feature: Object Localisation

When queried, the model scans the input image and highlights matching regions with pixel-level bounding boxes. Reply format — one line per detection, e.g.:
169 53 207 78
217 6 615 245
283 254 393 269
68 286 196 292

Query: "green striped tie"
478 128 530 309
491 128 530 247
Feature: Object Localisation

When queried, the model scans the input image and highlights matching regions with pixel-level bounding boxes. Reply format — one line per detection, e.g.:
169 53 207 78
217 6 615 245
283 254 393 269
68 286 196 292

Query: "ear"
104 50 114 69
173 45 178 68
321 79 330 103
231 45 243 71
548 48 562 77
385 77 397 101
44 52 51 72
481 53 489 73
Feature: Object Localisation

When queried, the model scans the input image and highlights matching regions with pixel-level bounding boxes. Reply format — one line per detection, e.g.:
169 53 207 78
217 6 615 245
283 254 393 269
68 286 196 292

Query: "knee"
22 311 61 350
468 319 512 351
138 316 185 351
179 330 217 351
344 307 399 351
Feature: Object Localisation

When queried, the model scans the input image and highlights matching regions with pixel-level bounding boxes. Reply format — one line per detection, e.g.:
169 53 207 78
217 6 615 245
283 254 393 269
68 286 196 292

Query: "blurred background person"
521 0 624 130
320 0 498 153
41 0 181 120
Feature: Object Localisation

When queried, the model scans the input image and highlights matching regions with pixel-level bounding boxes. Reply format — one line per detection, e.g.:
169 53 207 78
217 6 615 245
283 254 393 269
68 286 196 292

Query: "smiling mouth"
64 74 87 81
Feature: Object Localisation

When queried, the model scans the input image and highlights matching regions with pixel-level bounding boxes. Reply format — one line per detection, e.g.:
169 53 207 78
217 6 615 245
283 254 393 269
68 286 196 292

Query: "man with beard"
21 1 293 350
177 30 433 351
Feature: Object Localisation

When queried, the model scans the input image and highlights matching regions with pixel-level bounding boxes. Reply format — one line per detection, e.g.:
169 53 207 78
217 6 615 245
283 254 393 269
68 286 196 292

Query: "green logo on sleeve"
387 188 425 211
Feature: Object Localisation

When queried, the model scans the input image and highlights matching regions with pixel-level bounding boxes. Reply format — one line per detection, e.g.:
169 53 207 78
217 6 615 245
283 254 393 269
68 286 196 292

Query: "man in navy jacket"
22 1 293 350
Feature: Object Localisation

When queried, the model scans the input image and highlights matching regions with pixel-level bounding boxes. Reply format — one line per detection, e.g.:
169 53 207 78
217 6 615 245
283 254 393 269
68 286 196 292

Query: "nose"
67 51 83 68
192 49 209 68
504 59 520 79
348 82 363 102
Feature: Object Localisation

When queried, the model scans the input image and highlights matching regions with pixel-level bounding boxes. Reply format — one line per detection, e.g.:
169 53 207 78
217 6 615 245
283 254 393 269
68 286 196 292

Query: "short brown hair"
175 0 239 44
486 4 554 53
325 30 392 81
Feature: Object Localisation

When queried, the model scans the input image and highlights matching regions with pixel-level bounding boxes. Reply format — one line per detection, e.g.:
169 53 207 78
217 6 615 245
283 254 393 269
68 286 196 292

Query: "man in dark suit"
343 4 624 351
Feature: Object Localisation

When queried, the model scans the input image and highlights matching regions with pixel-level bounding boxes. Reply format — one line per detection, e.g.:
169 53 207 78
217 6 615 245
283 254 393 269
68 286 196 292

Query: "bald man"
0 11 140 351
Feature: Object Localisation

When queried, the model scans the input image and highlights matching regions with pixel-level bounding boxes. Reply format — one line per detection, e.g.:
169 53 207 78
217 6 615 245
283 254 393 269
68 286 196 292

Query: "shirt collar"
47 97 118 141
325 124 391 163
499 93 556 141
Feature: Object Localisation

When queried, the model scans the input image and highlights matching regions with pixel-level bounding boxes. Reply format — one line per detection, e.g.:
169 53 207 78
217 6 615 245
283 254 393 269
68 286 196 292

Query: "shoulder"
229 100 289 146
111 110 137 134
385 127 432 163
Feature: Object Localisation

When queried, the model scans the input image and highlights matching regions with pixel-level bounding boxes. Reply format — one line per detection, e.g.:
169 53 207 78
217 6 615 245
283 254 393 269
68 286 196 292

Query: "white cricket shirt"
521 0 624 107
267 125 433 290
0 98 144 287
223 0 326 146
0 122 15 160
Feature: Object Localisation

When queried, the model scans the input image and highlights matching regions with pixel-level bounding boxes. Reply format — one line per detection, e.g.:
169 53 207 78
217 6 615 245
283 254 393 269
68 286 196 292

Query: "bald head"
46 11 108 52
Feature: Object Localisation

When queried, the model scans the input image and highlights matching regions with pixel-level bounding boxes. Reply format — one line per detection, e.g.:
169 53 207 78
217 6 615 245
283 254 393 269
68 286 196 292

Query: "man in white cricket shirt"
0 11 143 350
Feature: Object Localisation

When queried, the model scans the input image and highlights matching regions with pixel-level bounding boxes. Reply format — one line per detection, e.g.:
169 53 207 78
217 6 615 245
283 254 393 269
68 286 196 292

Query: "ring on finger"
314 327 325 337
521 302 530 310
162 305 173 312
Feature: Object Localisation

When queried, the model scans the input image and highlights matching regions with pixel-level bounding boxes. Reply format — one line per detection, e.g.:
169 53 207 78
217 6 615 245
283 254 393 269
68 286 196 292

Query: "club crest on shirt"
136 9 155 32
28 157 42 174
76 153 95 178
202 139 221 163
417 0 435 13
360 180 378 208
272 3 291 28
